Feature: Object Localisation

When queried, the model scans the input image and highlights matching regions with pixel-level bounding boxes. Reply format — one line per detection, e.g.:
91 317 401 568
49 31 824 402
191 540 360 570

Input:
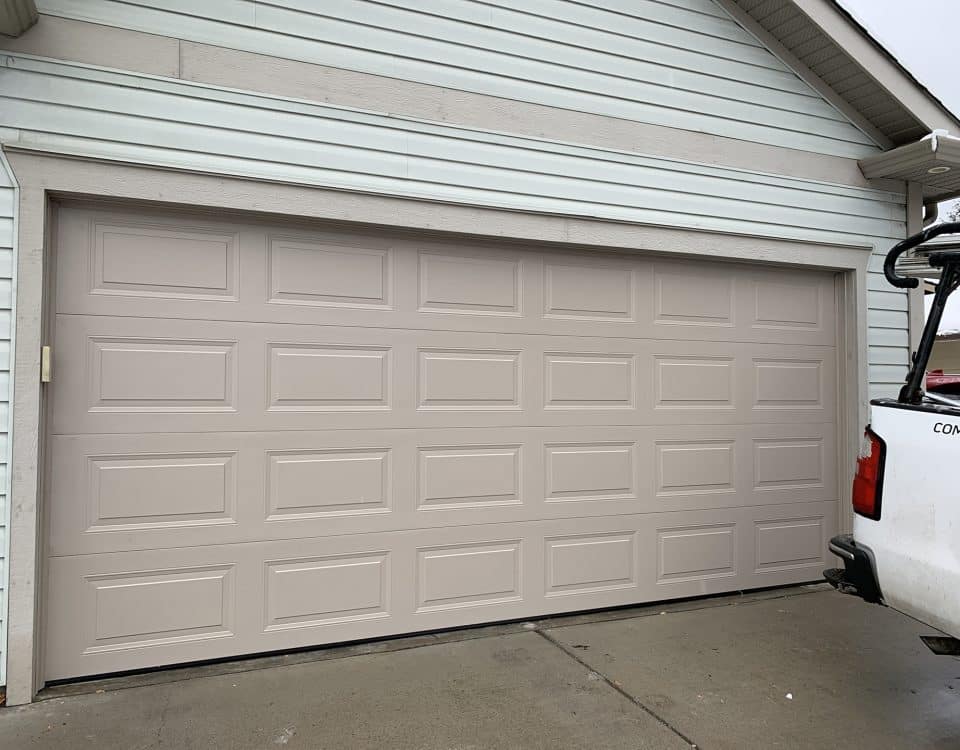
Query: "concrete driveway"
2 584 959 749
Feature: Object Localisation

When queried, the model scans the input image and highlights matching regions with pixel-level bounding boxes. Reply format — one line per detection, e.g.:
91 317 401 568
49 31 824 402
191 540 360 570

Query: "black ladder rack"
884 222 960 404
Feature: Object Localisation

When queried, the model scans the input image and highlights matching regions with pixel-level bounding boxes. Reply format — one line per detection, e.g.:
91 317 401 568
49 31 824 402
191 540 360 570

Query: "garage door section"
44 203 839 680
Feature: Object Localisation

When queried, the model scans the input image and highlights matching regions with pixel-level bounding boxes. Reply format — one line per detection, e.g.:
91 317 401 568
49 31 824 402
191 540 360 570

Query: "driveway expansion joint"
533 627 701 749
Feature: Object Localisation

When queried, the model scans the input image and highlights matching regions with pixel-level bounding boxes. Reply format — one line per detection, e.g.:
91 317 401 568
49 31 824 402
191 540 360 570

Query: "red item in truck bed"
926 369 960 394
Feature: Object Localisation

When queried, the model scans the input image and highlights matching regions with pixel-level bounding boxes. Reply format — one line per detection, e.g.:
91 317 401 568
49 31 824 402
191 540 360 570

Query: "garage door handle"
41 345 51 383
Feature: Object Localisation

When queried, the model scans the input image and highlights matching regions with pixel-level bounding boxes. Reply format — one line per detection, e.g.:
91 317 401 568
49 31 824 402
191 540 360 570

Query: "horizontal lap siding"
34 0 878 158
0 165 11 688
0 59 903 236
867 253 910 398
0 55 908 409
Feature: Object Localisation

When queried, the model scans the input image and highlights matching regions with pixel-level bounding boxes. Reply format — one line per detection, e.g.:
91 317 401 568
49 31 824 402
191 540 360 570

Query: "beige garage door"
43 202 839 680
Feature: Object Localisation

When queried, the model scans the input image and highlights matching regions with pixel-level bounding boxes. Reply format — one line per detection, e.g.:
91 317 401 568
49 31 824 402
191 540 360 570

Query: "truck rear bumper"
824 534 883 604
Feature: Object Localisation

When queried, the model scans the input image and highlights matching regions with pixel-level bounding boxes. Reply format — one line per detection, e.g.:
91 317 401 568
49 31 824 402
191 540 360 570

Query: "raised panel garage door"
44 202 840 680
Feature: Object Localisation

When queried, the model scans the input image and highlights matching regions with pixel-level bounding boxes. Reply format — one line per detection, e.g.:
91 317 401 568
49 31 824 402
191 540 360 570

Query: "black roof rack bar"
897 244 960 404
885 221 960 289
928 250 960 268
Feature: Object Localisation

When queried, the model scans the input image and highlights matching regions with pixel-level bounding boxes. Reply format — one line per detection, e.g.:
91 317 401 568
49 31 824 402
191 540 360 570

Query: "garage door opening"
42 201 841 681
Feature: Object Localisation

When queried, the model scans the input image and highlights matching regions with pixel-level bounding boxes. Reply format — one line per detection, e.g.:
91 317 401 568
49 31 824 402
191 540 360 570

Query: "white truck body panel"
856 402 960 638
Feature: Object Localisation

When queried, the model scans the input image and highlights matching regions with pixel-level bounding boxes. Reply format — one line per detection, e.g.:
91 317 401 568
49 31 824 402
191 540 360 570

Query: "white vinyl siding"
0 54 908 410
34 0 880 158
867 253 911 398
0 157 13 688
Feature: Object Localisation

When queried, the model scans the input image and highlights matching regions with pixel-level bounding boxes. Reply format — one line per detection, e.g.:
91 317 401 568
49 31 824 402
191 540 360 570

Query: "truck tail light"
852 427 885 520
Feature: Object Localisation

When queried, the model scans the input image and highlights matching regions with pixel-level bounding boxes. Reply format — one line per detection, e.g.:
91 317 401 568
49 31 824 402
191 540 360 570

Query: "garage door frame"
4 151 873 704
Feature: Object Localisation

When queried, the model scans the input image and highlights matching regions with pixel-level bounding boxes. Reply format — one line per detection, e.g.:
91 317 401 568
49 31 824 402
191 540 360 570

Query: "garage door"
43 202 839 680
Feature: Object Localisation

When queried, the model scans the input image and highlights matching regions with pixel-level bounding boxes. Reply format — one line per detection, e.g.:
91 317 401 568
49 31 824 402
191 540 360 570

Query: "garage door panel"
650 261 736 327
59 271 836 349
46 203 842 680
55 205 835 347
44 501 836 680
268 233 395 310
45 550 251 682
43 540 404 682
55 210 396 317
542 254 641 322
54 206 243 309
749 268 834 334
48 422 836 557
417 246 527 316
53 315 837 434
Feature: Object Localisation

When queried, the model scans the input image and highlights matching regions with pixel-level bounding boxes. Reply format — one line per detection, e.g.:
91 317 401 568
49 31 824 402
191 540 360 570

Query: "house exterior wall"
0 0 914 694
34 0 878 158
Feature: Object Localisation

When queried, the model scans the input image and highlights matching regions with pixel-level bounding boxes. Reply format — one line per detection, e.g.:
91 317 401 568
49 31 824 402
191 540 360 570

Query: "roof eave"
792 0 960 136
860 133 960 204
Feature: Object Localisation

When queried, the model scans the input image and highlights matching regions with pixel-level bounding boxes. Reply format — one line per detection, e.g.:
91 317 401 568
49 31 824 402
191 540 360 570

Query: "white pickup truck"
825 222 960 652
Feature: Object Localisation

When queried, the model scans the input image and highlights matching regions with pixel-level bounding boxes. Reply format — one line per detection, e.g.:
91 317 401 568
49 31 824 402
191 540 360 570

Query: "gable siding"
0 56 902 243
34 0 879 158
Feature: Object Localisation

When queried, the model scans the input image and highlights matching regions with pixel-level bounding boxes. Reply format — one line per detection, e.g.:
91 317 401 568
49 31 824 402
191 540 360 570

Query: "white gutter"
860 132 960 204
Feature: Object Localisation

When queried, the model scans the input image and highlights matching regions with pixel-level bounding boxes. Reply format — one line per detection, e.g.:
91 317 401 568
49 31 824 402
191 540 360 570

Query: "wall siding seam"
268 1 802 77
47 0 763 60
233 3 843 114
429 0 776 65
594 0 729 20
326 0 739 40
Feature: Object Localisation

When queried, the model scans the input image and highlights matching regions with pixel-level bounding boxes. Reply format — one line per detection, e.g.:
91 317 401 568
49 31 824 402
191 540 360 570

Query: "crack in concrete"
533 628 701 750
154 690 171 748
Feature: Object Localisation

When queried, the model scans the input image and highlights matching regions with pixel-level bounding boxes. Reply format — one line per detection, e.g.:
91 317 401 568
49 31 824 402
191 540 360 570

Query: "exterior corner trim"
0 144 19 690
